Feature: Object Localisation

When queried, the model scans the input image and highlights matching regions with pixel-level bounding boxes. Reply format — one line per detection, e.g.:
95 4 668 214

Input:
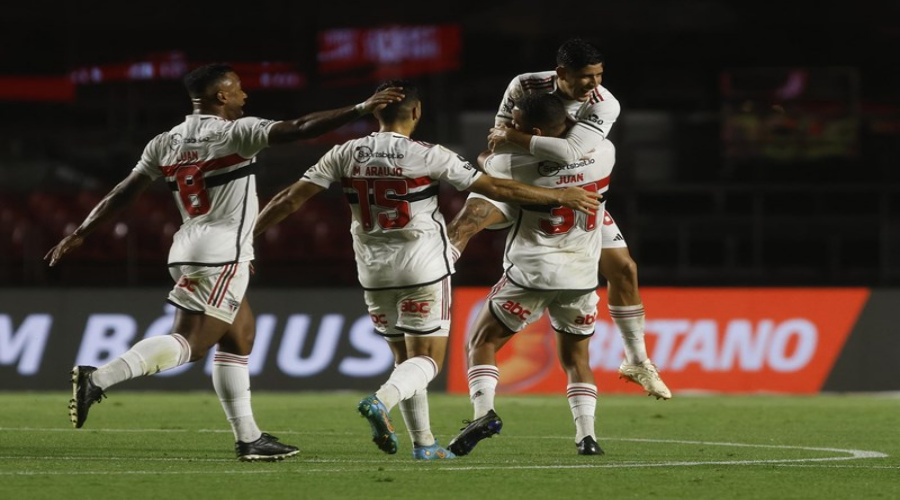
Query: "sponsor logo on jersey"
575 313 596 325
501 300 531 320
169 133 212 150
538 158 595 177
400 299 431 314
354 146 404 163
585 113 604 126
176 276 198 293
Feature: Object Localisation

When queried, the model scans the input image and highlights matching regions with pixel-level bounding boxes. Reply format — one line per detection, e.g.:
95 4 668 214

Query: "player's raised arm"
45 171 153 267
268 87 405 145
254 180 326 237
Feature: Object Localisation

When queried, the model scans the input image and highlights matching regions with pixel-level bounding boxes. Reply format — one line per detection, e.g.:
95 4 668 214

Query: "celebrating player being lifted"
46 63 404 462
253 80 599 460
447 92 614 456
488 38 671 400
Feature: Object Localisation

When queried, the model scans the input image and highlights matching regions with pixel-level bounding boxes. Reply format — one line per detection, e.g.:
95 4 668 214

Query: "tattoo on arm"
447 199 505 253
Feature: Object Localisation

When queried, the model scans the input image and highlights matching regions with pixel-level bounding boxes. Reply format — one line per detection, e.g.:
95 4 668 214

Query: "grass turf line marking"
0 435 888 475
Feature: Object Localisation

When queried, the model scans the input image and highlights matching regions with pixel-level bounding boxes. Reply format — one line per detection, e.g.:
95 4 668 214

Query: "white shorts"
167 262 249 324
487 276 599 336
601 210 627 249
364 276 451 342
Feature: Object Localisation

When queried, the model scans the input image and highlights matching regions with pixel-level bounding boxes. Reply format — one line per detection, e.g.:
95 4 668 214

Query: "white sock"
567 383 597 442
467 364 500 419
212 351 261 443
399 388 435 447
609 304 648 364
92 334 191 389
375 356 438 412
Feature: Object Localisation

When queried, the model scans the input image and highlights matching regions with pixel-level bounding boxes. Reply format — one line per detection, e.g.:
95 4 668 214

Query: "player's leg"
400 335 454 459
550 291 604 455
215 296 298 461
68 264 235 429
357 287 405 454
448 278 549 456
600 212 671 400
359 278 454 458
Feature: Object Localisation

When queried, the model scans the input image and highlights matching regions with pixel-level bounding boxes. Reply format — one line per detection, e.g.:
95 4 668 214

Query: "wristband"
353 102 366 116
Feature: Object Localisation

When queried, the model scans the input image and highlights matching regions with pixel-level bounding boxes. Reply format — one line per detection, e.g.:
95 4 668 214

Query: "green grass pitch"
1 392 897 499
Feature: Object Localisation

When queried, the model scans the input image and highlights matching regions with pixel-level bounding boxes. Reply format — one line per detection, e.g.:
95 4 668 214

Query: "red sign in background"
447 287 870 395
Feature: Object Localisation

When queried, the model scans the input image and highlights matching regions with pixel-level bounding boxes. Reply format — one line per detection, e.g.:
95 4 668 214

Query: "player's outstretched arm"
254 180 326 237
468 175 600 215
446 198 508 255
268 87 405 145
45 171 153 267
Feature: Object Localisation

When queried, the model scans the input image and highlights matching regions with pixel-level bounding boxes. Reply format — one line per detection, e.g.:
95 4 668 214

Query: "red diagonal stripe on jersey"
161 153 248 177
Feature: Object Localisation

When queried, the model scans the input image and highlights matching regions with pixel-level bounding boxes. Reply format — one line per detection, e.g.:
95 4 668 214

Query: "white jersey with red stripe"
133 114 275 266
495 70 620 160
469 139 616 291
302 131 482 290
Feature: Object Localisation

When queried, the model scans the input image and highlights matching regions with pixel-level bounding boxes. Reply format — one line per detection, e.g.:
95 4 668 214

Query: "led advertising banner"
446 287 873 395
2 287 894 393
0 289 397 391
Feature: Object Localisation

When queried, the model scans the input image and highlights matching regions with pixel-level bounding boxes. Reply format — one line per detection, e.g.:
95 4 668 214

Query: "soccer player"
447 92 614 456
252 80 600 460
45 63 404 461
487 38 671 400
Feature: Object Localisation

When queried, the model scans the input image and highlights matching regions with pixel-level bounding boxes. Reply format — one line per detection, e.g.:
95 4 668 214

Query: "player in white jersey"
253 80 600 459
488 38 671 400
45 63 404 461
446 93 611 456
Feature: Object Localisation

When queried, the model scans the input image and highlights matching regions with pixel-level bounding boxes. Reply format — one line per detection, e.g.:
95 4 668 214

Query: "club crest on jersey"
456 154 475 170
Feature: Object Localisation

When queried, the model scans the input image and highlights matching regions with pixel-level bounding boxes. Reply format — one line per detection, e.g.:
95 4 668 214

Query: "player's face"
218 72 248 120
557 63 604 102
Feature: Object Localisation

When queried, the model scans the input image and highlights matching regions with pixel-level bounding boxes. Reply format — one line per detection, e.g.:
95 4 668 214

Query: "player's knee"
610 257 639 287
188 343 210 361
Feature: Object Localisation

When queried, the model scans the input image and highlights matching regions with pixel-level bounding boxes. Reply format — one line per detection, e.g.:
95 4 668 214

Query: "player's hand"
558 187 602 215
44 233 85 267
359 87 405 114
487 124 511 151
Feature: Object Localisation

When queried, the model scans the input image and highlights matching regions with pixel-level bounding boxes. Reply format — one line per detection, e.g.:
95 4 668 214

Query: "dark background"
2 0 899 288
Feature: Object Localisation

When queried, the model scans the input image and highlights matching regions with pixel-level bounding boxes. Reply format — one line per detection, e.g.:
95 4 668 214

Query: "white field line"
0 428 890 475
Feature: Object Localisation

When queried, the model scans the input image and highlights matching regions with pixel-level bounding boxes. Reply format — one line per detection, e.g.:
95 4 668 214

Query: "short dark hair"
183 63 234 99
375 79 419 123
556 38 604 70
514 93 567 131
